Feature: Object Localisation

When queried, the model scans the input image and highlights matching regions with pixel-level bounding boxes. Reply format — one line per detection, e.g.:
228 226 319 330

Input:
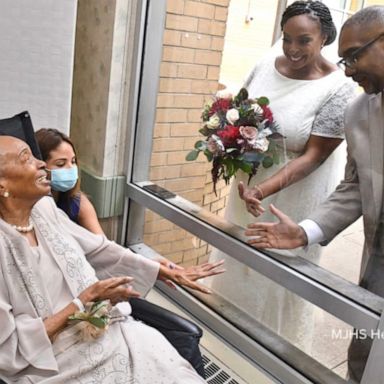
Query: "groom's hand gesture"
245 204 308 249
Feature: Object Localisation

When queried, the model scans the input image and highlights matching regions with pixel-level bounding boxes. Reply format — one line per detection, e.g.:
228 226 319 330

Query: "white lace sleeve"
311 82 356 138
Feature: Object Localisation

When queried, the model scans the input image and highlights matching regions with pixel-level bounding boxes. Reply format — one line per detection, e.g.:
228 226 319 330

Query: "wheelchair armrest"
130 297 202 338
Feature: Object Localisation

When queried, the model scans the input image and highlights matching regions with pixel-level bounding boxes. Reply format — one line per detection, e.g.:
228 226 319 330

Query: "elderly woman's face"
282 14 325 72
0 137 50 200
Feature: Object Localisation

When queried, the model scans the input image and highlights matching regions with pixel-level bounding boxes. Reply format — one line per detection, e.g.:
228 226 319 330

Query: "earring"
3 191 9 198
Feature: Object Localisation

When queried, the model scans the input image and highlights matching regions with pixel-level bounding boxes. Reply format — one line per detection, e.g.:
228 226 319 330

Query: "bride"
210 0 356 353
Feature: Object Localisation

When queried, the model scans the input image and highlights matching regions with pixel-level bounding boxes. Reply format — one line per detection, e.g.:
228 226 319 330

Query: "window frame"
123 1 384 382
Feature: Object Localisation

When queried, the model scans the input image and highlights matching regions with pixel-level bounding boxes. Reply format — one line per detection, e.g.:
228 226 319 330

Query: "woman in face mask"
35 128 104 234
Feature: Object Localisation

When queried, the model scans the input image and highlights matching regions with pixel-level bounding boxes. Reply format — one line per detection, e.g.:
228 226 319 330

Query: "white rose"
226 108 239 124
262 128 273 137
253 137 269 152
206 114 220 129
216 89 233 99
240 126 258 140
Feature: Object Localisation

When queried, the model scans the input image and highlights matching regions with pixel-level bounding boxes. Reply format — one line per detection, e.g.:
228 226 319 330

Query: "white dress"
210 55 356 353
0 197 205 384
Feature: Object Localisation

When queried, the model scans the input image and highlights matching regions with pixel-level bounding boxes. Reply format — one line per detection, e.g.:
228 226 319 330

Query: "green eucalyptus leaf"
194 140 206 150
257 96 269 106
223 159 234 178
262 156 274 168
186 150 200 161
203 149 213 161
239 162 253 174
68 312 89 321
88 316 110 329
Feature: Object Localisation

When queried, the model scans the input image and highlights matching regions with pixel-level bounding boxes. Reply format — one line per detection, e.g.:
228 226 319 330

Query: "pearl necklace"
11 218 34 233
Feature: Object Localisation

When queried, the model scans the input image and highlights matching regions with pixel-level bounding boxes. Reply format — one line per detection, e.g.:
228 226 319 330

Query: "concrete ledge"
80 168 125 218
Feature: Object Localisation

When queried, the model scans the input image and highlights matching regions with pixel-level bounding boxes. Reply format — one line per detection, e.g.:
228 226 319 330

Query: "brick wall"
143 0 231 267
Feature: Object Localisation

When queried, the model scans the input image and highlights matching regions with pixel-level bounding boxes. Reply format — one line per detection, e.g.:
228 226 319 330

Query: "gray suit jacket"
309 92 383 286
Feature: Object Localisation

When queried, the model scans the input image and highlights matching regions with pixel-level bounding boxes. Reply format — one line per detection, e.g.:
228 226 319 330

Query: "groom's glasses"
337 33 384 70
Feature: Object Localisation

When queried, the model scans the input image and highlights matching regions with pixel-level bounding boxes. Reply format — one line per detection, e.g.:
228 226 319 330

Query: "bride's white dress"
210 55 356 352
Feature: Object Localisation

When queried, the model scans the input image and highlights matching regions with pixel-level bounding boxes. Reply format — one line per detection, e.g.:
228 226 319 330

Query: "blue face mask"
49 166 78 192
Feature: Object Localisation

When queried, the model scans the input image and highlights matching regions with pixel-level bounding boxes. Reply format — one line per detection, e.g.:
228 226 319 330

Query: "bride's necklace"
11 218 34 233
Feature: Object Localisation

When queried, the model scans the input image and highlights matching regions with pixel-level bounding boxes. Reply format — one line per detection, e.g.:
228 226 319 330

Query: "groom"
243 6 384 383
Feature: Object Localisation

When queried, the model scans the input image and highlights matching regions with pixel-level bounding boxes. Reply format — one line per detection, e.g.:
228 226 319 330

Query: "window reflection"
140 1 384 382
148 0 366 282
142 209 357 380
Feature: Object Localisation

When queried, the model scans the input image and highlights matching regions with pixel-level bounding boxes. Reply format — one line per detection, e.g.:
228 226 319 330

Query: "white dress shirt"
299 219 326 245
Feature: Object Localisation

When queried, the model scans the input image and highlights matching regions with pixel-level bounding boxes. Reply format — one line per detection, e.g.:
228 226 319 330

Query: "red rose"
217 125 240 146
262 105 274 123
209 98 232 117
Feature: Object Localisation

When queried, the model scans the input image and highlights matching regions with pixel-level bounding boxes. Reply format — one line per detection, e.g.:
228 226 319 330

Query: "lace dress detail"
312 85 356 138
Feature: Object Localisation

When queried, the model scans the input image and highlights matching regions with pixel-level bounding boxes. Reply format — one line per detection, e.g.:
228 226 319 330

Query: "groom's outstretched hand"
245 204 308 249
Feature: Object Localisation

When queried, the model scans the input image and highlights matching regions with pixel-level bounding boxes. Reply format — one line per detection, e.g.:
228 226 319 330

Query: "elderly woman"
0 136 223 383
34 128 208 377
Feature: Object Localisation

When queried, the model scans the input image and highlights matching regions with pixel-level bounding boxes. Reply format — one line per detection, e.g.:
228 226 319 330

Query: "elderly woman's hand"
238 181 265 217
158 260 225 294
78 276 141 305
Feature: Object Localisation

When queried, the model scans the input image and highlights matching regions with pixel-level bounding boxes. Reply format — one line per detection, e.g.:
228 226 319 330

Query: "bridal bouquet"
186 88 283 194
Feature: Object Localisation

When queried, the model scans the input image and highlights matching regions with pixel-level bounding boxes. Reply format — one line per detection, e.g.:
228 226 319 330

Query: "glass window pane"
134 1 384 381
141 210 372 382
149 0 364 284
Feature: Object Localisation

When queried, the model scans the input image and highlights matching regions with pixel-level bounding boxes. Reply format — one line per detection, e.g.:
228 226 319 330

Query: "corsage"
68 300 112 341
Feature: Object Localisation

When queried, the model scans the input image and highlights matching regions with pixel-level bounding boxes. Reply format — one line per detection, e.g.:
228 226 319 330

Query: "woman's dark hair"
281 1 337 46
35 128 80 197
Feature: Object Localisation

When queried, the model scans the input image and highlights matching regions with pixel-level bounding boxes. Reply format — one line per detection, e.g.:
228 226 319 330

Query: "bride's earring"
3 191 9 198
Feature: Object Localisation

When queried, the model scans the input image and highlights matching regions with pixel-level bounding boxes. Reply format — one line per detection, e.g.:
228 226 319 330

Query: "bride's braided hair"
280 1 337 46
